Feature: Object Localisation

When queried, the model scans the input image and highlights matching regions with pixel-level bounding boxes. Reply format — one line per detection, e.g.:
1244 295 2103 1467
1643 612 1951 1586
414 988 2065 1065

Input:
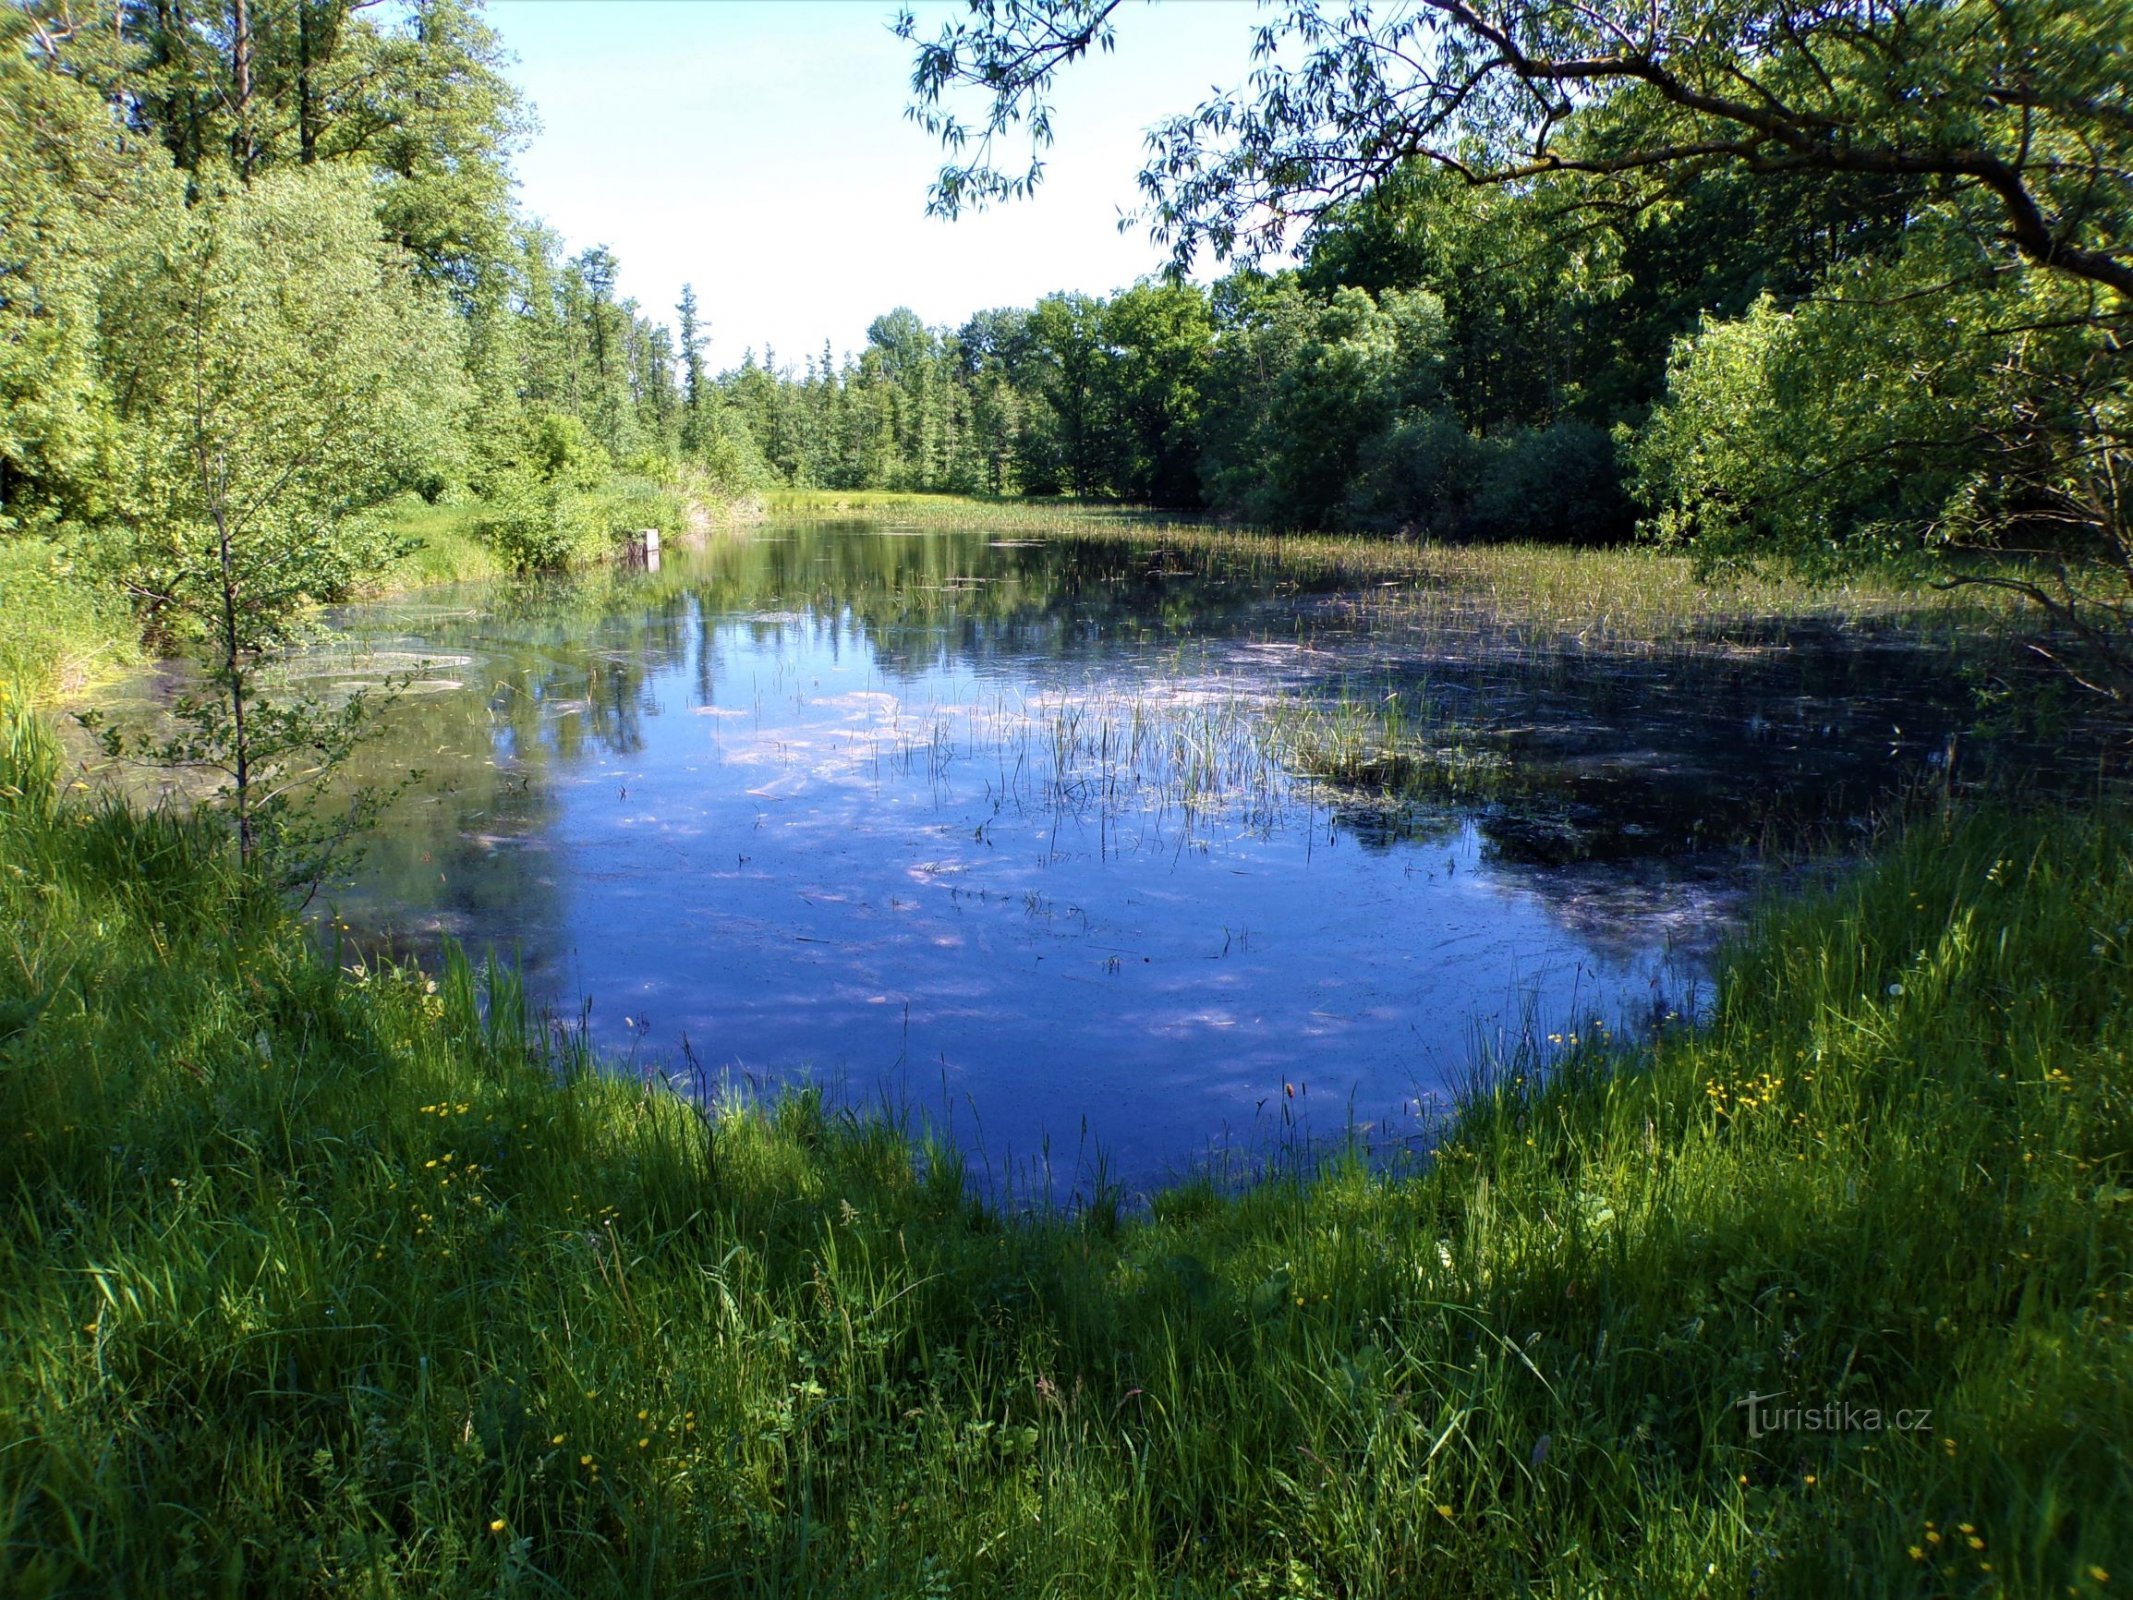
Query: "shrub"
594 475 686 543
471 473 602 572
1473 420 1634 545
1343 411 1490 536
520 411 611 493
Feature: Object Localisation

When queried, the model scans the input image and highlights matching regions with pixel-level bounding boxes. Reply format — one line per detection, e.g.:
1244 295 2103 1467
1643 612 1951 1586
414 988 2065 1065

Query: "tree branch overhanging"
903 0 2132 298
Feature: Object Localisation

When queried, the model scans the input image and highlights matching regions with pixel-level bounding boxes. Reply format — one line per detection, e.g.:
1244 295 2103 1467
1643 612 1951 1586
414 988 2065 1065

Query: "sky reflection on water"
301 522 1999 1191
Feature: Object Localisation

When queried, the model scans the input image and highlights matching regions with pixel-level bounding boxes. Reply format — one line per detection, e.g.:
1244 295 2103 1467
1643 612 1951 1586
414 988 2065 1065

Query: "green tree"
677 282 709 455
903 0 2133 684
1631 234 2133 695
106 0 527 290
1021 292 1115 496
1201 280 1447 528
1102 280 1211 505
0 13 176 537
96 166 467 868
904 0 2130 298
863 307 944 489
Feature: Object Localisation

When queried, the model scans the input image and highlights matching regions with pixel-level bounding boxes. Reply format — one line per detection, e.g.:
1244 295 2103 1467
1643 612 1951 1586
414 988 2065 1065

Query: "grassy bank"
0 475 746 721
0 689 2125 1597
373 496 509 589
373 475 743 594
0 540 142 702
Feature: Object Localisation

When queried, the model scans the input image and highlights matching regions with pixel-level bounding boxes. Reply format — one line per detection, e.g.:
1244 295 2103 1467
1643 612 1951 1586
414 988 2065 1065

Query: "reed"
754 493 2015 649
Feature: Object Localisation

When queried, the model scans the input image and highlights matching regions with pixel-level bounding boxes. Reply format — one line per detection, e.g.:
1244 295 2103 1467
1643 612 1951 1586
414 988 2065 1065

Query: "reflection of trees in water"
445 523 1315 706
693 523 1330 680
1294 623 2093 864
326 666 569 963
323 522 2086 937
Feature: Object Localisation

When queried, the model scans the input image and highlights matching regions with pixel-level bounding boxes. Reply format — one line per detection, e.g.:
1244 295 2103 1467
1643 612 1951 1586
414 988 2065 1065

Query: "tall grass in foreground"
0 686 2126 1596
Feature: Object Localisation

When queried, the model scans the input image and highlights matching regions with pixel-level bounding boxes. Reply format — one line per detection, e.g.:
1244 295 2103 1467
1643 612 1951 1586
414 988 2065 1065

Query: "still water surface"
266 522 2005 1190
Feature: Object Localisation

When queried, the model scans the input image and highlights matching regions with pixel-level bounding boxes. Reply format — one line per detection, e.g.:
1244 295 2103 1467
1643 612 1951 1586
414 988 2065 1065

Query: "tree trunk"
298 2 317 163
214 504 253 862
230 0 253 178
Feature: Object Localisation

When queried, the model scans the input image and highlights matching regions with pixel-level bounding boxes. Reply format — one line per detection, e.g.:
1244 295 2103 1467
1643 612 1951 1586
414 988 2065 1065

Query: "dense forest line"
9 1 2127 635
714 159 1915 548
716 121 2123 640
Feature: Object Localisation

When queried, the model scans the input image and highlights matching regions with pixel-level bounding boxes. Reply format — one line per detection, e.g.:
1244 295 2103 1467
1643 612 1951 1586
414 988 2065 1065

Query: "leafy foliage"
0 9 174 537
99 166 468 602
899 0 2133 689
1632 226 2132 691
1200 280 1446 528
89 166 462 872
904 0 2132 296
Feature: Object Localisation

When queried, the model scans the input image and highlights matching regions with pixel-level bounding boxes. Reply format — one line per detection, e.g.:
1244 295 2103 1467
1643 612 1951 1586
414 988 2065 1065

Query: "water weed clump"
0 684 2126 1595
707 673 1513 851
1261 683 1516 802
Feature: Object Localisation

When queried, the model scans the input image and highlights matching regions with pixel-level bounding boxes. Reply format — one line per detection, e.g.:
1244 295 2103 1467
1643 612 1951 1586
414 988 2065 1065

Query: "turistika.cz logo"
1735 1391 1933 1441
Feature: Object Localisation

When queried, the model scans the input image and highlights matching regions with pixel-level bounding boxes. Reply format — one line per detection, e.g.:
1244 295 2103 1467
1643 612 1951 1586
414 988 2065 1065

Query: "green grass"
0 539 141 701
1056 519 2011 649
0 686 2125 1596
373 496 507 589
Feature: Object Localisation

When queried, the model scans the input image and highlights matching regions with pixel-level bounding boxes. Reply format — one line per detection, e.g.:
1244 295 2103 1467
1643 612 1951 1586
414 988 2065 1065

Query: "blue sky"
490 0 1268 371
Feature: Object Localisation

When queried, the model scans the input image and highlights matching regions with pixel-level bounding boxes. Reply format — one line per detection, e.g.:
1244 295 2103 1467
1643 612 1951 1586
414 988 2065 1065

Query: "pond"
151 521 2037 1192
